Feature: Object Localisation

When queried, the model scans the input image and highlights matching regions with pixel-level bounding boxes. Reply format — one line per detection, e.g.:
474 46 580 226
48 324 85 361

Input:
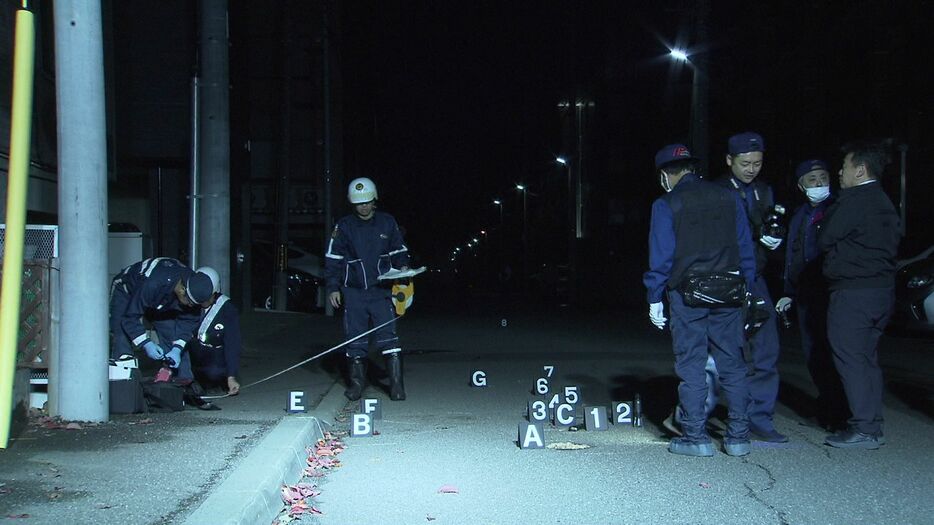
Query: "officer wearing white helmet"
185 266 242 396
325 177 411 401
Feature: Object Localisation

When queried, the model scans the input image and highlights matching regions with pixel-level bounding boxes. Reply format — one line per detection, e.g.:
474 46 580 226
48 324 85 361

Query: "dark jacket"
111 257 200 350
718 176 776 275
644 174 756 303
189 295 241 378
783 198 833 297
324 211 410 293
818 181 901 290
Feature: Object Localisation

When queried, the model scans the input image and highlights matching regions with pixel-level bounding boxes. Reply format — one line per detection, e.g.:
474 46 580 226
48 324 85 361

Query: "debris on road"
437 484 459 494
546 441 591 450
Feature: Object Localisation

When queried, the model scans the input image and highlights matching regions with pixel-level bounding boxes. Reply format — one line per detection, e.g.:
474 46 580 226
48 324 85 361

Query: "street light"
556 155 576 304
492 198 503 226
667 46 708 177
516 184 529 287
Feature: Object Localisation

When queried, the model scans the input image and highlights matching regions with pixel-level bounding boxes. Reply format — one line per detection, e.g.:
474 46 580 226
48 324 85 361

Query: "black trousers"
796 289 847 422
826 287 894 435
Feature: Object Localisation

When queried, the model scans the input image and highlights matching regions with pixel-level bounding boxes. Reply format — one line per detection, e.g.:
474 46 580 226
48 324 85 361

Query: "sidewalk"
0 309 349 525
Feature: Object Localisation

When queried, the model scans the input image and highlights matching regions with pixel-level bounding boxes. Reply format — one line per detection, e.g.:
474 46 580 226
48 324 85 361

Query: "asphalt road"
289 287 934 525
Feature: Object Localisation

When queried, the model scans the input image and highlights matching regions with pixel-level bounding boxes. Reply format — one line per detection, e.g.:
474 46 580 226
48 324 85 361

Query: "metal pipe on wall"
189 77 200 268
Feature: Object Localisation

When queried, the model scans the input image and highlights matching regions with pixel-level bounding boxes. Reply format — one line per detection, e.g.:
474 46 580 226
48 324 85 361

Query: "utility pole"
54 0 109 422
198 0 231 290
690 0 710 177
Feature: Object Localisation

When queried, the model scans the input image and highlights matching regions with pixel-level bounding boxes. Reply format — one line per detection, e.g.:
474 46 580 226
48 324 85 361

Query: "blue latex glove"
164 346 182 368
142 340 164 361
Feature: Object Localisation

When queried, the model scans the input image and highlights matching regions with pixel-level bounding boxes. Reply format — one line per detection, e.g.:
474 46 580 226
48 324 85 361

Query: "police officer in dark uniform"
819 141 900 449
718 132 787 442
644 144 757 457
109 258 216 382
325 177 410 401
186 267 242 396
776 159 846 429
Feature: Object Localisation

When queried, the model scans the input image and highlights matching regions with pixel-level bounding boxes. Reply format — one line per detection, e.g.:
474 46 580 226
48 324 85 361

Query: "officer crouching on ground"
819 141 901 449
777 159 847 430
644 144 757 457
325 177 411 401
186 266 242 396
110 258 215 383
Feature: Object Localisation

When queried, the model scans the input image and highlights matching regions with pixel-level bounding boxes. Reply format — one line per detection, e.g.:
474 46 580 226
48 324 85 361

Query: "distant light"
472 238 479 243
479 230 486 235
670 49 688 61
556 157 567 165
516 184 526 191
492 199 502 205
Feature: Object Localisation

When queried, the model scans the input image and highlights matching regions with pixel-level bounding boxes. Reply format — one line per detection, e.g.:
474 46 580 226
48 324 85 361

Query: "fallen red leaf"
699 482 711 489
437 484 459 494
289 502 310 516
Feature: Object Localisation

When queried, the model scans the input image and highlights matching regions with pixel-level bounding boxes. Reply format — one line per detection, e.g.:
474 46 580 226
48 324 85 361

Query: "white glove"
759 235 783 250
775 297 793 313
649 302 667 330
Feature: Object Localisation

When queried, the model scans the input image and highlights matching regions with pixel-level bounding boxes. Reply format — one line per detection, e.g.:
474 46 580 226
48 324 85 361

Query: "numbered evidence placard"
469 370 488 387
612 396 643 427
518 421 545 449
360 398 382 420
351 413 375 437
287 391 307 413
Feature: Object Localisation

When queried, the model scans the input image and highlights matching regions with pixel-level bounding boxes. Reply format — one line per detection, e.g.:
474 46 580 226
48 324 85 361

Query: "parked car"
251 240 324 311
891 245 934 335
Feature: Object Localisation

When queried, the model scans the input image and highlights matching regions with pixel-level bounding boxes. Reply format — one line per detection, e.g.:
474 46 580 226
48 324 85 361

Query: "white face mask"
805 186 830 203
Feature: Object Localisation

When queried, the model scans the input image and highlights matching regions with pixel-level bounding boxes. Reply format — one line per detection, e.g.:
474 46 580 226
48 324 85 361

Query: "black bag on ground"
109 369 148 414
142 381 185 412
679 272 746 307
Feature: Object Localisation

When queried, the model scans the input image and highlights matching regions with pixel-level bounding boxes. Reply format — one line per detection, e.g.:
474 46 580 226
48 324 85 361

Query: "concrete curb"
183 381 349 525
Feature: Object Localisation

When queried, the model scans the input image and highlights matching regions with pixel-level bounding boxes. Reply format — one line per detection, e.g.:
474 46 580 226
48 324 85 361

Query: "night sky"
337 1 934 264
112 1 934 280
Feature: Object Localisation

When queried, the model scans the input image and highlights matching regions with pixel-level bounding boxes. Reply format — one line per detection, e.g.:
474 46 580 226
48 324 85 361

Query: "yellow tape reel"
392 281 414 316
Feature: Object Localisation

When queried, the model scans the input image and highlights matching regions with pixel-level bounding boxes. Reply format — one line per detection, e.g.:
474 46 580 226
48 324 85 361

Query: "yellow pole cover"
0 7 35 449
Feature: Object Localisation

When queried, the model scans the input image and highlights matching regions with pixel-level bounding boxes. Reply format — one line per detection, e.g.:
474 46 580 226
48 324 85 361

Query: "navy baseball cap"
794 159 830 181
728 132 765 155
655 143 698 169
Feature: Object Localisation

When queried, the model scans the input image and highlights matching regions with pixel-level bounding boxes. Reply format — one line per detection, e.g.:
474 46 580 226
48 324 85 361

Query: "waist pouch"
679 272 746 307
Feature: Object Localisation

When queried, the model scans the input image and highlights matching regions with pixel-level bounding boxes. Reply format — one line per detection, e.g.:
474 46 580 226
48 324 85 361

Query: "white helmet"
347 177 378 204
195 266 221 294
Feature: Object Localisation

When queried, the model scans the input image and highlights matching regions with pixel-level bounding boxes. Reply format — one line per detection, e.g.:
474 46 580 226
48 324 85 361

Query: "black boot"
385 353 406 401
344 357 367 401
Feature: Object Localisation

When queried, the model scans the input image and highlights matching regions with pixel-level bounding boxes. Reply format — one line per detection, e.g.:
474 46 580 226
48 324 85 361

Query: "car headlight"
907 274 933 289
